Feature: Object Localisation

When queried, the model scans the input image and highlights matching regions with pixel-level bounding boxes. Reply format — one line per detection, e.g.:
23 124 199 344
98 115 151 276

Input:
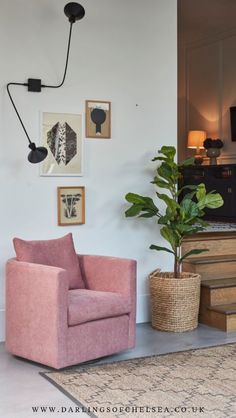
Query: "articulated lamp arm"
6 3 85 164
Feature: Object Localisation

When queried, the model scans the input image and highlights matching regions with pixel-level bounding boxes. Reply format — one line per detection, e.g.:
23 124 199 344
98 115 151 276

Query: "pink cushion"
13 233 84 289
68 289 131 326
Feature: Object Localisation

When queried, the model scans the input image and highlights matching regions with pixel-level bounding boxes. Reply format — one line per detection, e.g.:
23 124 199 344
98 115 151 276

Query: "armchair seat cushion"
68 289 131 326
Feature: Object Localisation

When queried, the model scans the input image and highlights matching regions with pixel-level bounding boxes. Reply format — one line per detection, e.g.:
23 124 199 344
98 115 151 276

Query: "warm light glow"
187 130 206 149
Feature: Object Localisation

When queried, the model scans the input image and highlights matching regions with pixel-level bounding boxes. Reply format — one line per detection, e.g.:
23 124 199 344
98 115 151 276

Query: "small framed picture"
57 186 85 226
85 100 111 138
41 112 83 176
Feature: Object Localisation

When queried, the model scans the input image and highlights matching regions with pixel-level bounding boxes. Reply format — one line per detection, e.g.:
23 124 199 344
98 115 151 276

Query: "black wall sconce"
6 2 85 163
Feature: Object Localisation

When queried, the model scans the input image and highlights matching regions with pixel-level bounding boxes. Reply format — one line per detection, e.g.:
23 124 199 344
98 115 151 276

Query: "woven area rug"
41 344 236 418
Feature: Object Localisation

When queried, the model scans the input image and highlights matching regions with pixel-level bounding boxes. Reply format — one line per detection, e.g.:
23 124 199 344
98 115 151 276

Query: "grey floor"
1 323 236 418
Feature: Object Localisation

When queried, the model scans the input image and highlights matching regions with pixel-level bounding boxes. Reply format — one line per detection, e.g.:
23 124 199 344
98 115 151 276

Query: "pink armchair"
6 251 136 369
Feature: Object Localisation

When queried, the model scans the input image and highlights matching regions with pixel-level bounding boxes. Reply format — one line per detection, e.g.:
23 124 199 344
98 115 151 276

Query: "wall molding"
181 27 236 50
202 154 236 165
217 154 236 164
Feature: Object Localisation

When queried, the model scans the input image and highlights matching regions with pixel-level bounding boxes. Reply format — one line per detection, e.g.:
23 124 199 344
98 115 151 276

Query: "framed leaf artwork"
57 186 85 226
40 112 83 176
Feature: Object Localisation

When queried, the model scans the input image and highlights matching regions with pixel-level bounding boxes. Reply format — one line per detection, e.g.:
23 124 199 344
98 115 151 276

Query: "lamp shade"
187 130 206 149
28 143 48 164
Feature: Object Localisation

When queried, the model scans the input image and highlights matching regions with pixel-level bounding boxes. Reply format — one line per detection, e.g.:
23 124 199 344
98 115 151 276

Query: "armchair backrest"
13 233 84 289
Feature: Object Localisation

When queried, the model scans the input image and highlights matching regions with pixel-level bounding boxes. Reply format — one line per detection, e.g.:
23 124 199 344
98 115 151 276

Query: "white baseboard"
136 293 151 323
0 294 151 342
0 309 5 342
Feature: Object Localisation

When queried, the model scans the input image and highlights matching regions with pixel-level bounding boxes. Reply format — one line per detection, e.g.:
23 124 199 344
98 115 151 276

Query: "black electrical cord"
42 22 73 89
6 21 74 142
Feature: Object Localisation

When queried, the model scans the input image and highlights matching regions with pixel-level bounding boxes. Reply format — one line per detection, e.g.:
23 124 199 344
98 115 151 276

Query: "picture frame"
40 112 83 176
57 186 85 226
85 100 111 138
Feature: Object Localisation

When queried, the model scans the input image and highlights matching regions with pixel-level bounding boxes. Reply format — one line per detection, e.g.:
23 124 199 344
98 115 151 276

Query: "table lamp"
187 130 206 165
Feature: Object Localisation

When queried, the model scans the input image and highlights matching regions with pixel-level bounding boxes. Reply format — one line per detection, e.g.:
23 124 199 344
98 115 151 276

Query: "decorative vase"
149 270 201 332
206 148 221 165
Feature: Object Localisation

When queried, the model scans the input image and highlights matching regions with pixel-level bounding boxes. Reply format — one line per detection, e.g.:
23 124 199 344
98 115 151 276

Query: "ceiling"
178 0 236 44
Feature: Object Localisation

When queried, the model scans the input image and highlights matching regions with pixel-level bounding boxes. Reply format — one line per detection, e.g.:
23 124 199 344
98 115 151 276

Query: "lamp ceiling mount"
64 2 85 23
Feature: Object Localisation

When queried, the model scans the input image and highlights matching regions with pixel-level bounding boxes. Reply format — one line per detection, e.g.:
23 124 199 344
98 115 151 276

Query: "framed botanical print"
57 186 85 226
40 112 83 176
85 100 111 138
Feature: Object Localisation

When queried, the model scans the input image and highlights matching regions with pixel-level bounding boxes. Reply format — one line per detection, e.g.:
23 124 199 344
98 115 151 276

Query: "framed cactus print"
57 186 85 226
40 112 83 176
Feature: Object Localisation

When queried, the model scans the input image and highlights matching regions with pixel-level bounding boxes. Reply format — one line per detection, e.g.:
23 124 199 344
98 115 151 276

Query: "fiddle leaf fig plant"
125 146 224 278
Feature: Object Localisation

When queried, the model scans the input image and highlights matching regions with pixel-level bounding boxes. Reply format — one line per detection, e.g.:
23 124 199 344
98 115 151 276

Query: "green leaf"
156 192 179 211
152 177 169 188
158 215 172 225
187 226 205 234
144 197 160 211
196 183 206 202
196 218 209 228
150 244 175 255
125 193 158 211
125 193 147 204
125 205 143 217
157 162 174 181
181 190 197 202
160 226 178 249
158 146 176 160
180 199 200 221
166 207 178 222
125 193 159 218
179 248 209 263
205 193 224 209
197 193 224 210
139 213 156 218
175 223 197 235
177 184 197 196
152 156 167 162
179 157 195 166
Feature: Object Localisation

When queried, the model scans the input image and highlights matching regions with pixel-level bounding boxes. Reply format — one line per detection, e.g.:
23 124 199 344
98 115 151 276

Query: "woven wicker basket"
149 270 201 332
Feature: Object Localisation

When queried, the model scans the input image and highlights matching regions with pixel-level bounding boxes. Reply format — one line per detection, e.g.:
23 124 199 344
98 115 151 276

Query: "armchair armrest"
78 254 137 348
6 259 69 368
78 254 136 296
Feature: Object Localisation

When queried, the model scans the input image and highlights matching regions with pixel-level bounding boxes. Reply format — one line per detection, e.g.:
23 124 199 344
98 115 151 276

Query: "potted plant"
125 146 223 332
203 138 224 165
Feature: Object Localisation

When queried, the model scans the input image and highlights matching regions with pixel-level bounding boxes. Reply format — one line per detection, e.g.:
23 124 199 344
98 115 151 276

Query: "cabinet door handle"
228 187 232 193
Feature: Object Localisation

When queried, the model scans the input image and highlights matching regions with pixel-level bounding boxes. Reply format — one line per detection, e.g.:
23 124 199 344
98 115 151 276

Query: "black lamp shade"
28 143 48 164
64 3 85 23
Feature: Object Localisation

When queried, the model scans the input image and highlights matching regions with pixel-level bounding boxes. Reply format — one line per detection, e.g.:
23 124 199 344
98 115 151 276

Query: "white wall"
0 0 177 340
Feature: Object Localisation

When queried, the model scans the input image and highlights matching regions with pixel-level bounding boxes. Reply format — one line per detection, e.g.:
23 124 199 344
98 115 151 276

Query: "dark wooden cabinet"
180 164 236 221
